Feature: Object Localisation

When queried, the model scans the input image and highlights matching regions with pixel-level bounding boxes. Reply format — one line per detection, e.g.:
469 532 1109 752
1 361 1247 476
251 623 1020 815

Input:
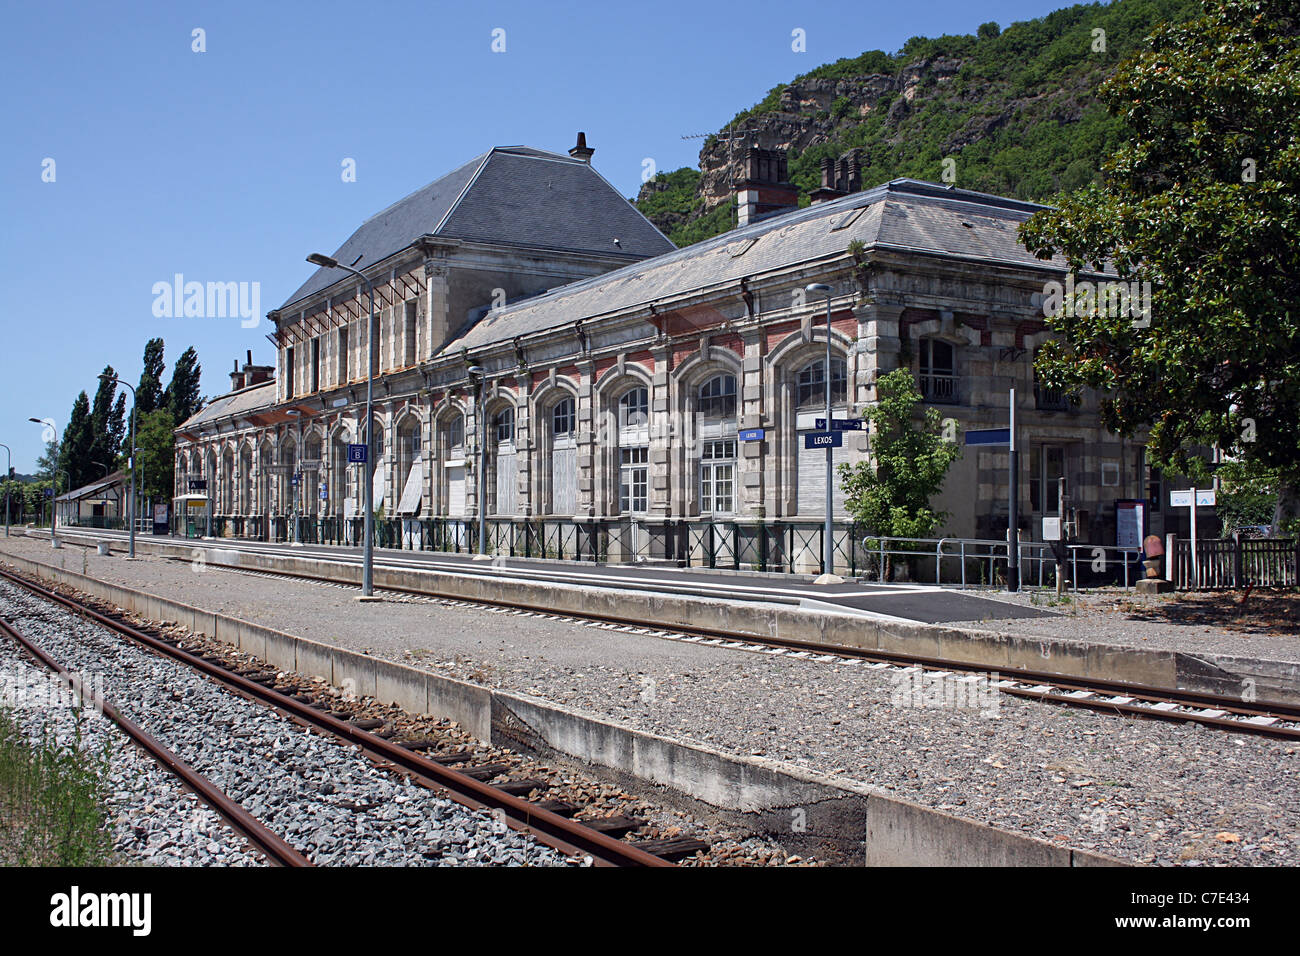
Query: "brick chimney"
735 146 798 227
231 349 275 390
810 149 864 204
568 131 595 164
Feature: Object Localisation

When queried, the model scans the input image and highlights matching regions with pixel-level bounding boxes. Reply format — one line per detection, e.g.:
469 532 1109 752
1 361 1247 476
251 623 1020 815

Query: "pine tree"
137 338 165 414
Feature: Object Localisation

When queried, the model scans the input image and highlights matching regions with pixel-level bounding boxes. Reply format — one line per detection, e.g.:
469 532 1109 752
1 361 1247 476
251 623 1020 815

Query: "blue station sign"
964 428 1011 446
804 431 843 449
738 428 766 442
815 418 863 431
347 443 368 463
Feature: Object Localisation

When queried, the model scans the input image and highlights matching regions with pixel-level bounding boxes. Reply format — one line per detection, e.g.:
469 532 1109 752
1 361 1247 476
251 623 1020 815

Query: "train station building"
174 135 1158 571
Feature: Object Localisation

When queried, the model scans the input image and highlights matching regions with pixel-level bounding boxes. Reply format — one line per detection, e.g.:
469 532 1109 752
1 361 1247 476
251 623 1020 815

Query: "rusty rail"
0 616 312 867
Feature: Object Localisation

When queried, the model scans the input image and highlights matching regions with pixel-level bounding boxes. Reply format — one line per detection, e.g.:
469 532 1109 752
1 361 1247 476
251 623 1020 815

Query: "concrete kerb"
0 549 1125 867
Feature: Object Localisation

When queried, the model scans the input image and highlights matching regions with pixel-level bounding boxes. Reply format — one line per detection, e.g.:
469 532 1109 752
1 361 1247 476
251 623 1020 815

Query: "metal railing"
188 512 1169 589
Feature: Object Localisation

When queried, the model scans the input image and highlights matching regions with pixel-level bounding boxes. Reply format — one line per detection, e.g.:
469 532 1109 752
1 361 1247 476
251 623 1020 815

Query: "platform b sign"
347 444 368 464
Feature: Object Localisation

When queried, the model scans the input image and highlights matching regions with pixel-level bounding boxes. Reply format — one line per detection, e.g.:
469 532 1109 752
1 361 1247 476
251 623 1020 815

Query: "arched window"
698 374 737 419
796 359 847 407
445 415 464 452
552 398 575 437
395 418 422 518
617 387 649 514
619 387 648 429
492 405 517 515
795 357 849 517
918 339 957 403
494 407 515 444
549 397 577 515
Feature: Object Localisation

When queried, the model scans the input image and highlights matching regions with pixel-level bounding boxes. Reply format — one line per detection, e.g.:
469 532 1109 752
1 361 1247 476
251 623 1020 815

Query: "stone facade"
176 160 1166 566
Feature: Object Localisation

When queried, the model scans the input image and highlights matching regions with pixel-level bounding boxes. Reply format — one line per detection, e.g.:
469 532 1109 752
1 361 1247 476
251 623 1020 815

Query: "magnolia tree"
839 369 962 578
1019 0 1300 531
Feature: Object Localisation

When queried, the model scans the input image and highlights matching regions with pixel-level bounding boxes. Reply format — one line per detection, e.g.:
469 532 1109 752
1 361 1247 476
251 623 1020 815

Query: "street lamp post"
307 253 376 597
28 418 59 547
99 375 138 559
805 284 835 578
0 443 10 537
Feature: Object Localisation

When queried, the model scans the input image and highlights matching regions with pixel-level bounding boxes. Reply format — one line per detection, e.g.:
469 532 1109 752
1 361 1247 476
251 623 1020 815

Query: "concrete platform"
34 528 1300 704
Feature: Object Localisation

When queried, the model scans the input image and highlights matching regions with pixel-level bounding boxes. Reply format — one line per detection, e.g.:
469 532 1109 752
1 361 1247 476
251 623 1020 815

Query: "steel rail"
0 566 672 867
153 557 1300 741
0 616 312 867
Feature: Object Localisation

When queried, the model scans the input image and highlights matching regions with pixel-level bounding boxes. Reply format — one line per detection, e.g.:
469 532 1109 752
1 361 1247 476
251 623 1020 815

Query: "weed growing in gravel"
0 707 113 865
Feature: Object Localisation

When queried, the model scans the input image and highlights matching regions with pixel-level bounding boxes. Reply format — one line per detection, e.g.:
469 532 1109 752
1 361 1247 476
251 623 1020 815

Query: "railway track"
0 566 697 866
0 615 311 867
158 554 1300 741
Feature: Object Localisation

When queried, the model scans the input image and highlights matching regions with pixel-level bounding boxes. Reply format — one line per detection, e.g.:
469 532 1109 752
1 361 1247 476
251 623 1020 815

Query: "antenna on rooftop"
681 124 753 186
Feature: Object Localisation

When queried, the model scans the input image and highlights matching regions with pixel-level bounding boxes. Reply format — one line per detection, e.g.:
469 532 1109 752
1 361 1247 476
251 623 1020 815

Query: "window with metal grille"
619 446 648 514
796 359 846 408
552 397 574 436
919 339 957 403
698 375 737 419
699 439 736 514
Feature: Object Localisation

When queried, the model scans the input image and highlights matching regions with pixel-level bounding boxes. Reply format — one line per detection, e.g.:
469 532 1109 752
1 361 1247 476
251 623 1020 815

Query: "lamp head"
307 253 339 268
804 283 832 296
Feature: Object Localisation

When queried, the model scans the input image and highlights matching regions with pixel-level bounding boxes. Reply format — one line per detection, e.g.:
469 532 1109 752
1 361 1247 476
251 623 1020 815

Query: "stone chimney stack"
735 146 798 226
568 131 595 164
230 359 243 391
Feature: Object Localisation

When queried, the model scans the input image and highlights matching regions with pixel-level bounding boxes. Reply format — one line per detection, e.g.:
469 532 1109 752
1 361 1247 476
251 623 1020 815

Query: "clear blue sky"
1 0 1067 472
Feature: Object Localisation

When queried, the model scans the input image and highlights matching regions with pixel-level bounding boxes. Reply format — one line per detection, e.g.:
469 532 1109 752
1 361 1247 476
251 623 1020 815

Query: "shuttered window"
551 398 577 515
797 431 847 516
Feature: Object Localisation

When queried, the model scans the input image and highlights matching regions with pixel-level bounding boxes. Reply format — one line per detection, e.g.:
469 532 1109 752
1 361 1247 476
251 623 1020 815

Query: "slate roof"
178 379 277 430
282 146 675 310
447 178 1072 354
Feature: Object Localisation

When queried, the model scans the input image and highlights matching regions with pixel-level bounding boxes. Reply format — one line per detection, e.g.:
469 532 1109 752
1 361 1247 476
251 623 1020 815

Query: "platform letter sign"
347 443 368 464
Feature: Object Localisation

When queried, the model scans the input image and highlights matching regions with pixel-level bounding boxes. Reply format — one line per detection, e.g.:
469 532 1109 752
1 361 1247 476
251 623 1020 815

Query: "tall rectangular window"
337 326 349 384
919 339 957 403
404 300 417 367
310 337 320 393
1030 444 1066 514
699 439 736 514
619 446 648 514
285 347 296 398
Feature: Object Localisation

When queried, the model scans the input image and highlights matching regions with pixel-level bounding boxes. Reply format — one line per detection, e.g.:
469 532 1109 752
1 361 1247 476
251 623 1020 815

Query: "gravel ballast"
0 576 580 867
0 641 265 866
2 536 1297 866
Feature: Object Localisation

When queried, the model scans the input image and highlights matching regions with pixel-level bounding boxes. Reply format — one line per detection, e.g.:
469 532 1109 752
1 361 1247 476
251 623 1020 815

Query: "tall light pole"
0 442 10 537
99 375 137 559
307 253 376 597
467 366 487 555
28 418 59 546
806 283 835 577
